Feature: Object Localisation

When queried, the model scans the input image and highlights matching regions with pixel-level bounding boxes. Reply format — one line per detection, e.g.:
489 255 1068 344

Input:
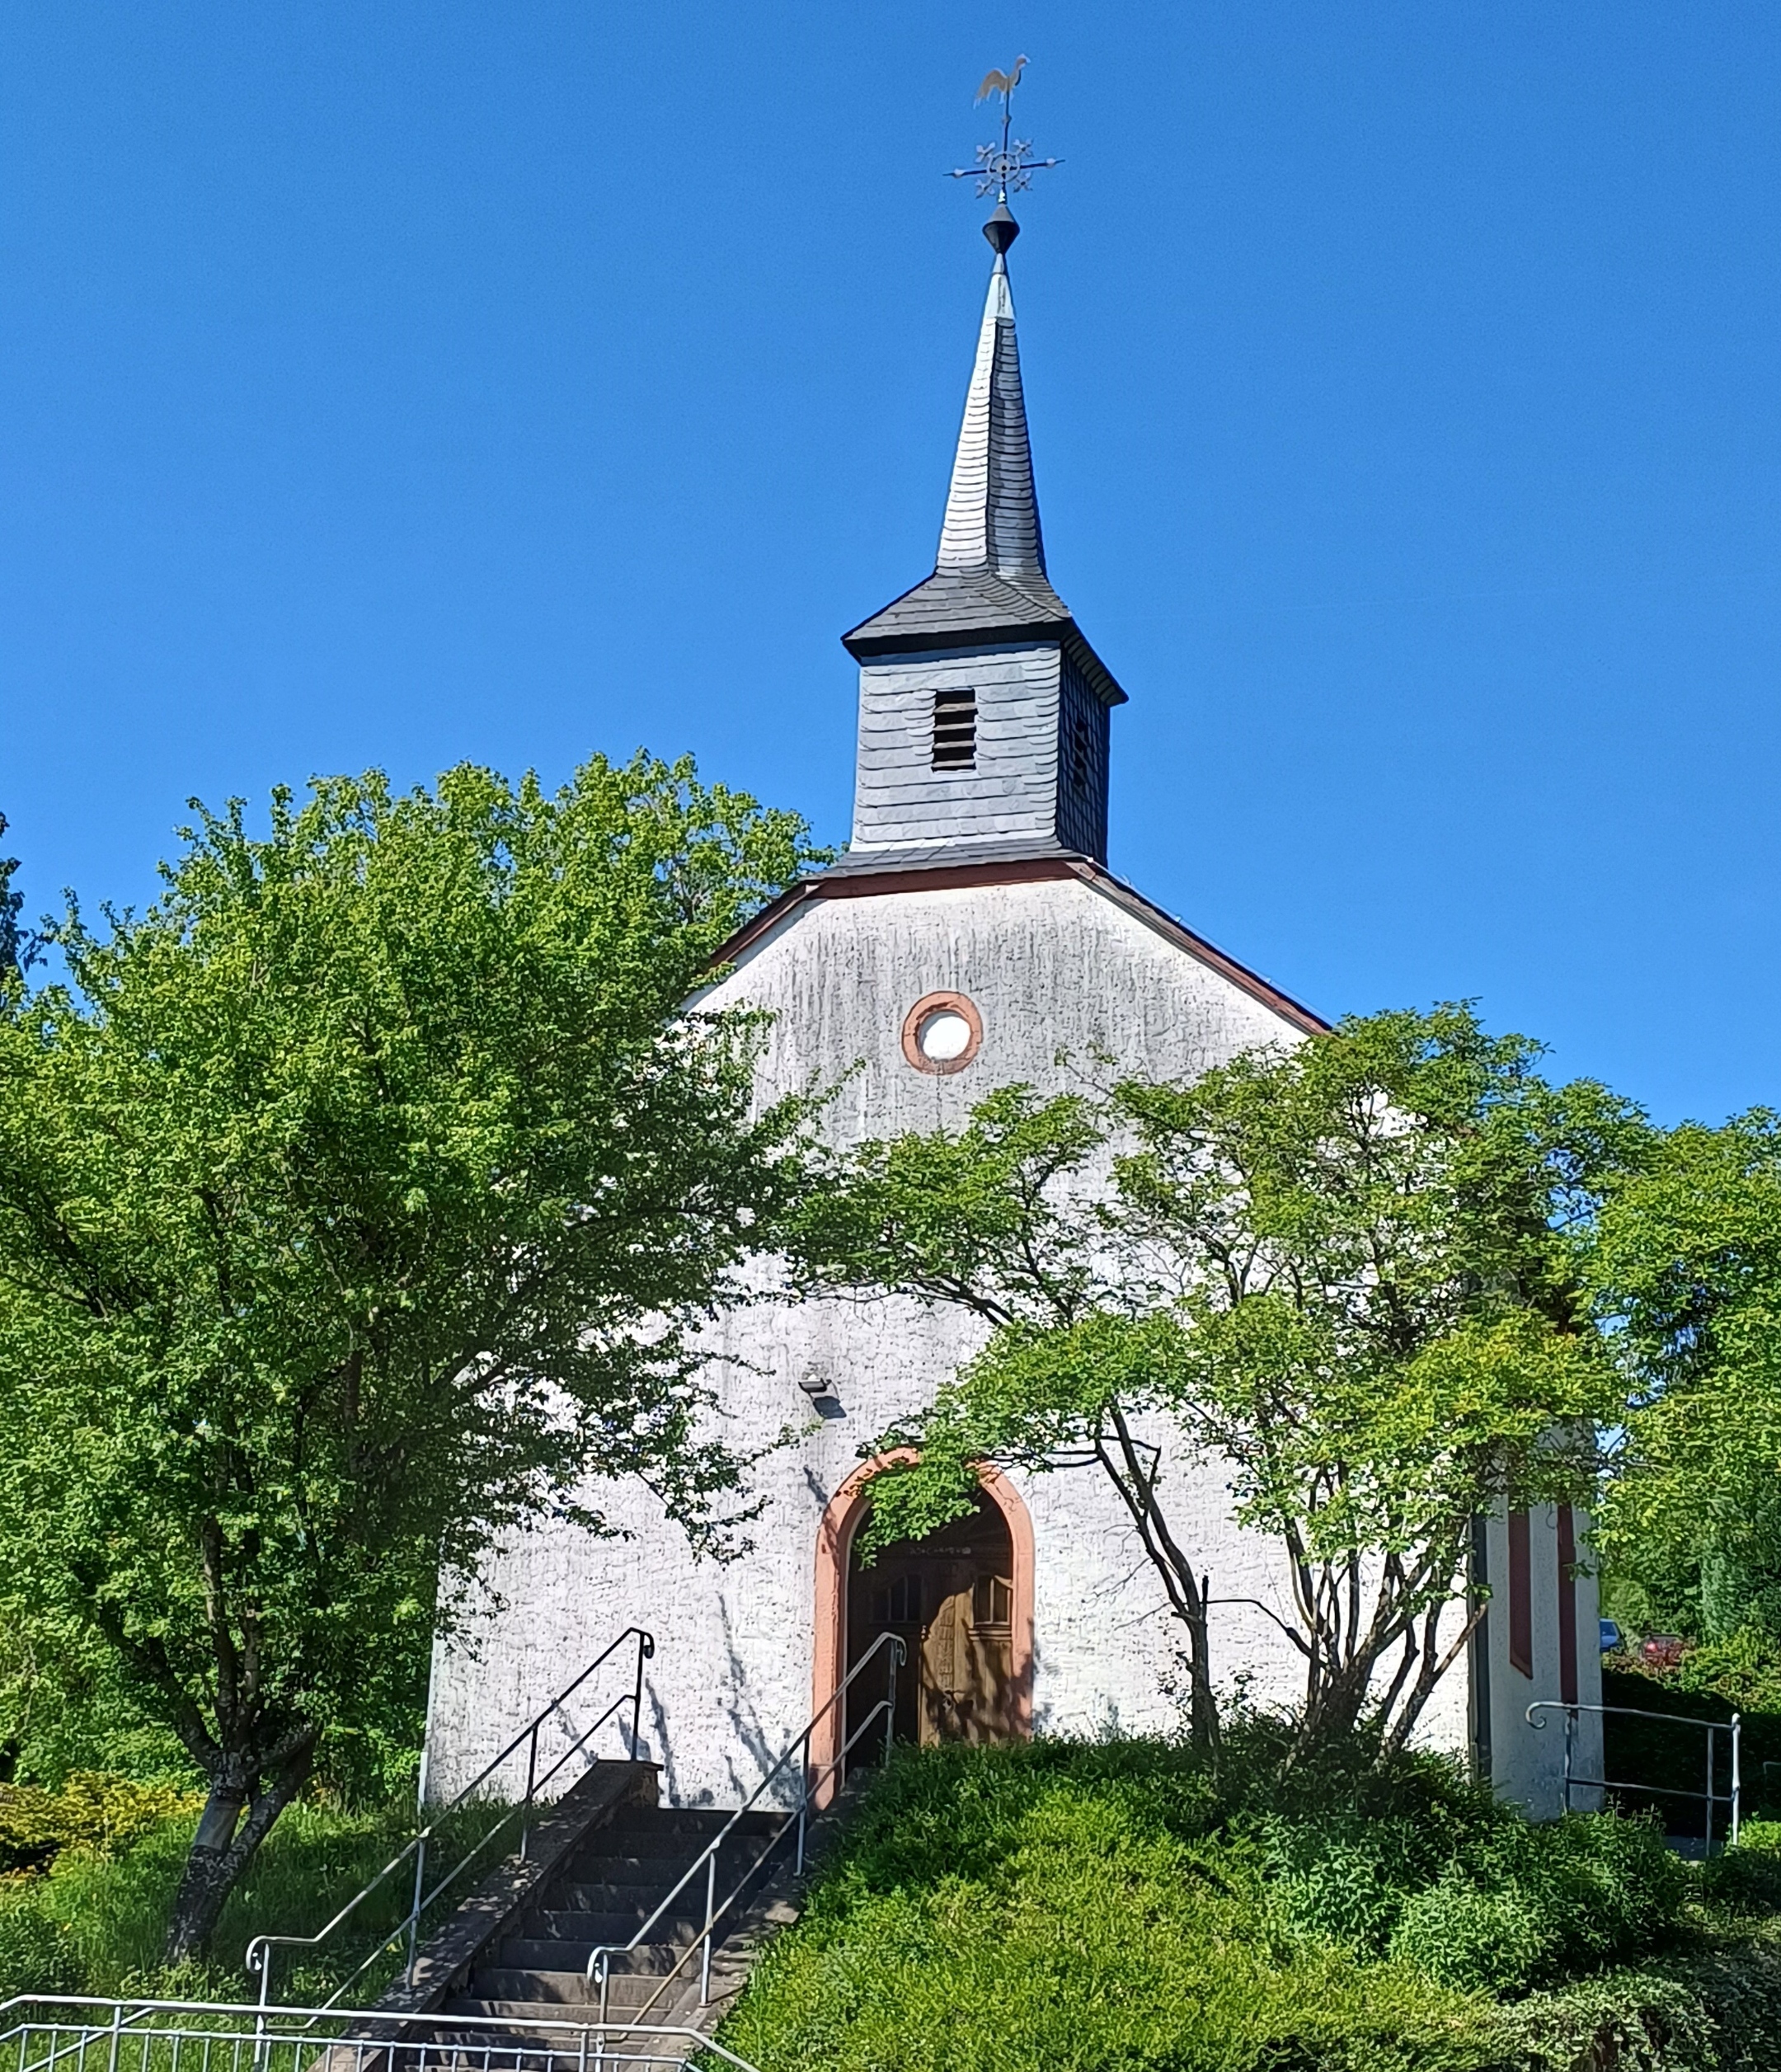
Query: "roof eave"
703 853 1323 1035
840 613 1128 707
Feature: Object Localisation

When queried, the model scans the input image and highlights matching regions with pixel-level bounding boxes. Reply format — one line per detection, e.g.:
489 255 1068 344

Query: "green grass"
0 1789 508 2004
720 1734 1781 2072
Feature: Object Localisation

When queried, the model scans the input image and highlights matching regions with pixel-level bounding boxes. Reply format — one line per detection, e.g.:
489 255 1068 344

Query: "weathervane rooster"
975 55 1028 107
949 54 1060 206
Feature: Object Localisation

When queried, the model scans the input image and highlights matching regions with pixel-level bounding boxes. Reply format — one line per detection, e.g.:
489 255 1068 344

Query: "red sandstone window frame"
900 991 984 1076
1508 1507 1534 1680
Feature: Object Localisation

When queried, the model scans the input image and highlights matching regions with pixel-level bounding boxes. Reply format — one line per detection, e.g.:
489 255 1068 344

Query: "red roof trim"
706 880 816 966
820 857 1078 900
708 857 1327 1036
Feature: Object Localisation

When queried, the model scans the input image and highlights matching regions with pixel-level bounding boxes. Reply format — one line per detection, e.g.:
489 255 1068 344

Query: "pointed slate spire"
843 213 1123 708
936 209 1046 580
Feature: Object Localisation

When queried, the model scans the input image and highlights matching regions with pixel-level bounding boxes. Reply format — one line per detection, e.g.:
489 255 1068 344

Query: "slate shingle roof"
816 834 1086 879
842 247 1127 708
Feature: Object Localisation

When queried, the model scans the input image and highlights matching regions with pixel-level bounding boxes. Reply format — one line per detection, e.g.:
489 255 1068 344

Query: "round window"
916 1009 973 1062
901 991 983 1075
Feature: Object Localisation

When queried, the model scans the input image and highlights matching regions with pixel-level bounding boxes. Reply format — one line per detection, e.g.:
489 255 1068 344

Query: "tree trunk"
164 1784 247 1966
1097 1413 1221 1755
1291 1578 1483 1764
1381 1597 1487 1759
163 1729 318 1966
1295 1657 1376 1753
1178 1572 1219 1754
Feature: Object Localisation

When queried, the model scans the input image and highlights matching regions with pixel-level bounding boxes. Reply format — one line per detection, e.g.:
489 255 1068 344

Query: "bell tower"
839 204 1125 868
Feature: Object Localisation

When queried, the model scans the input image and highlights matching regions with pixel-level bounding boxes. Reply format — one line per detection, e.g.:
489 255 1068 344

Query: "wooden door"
919 1564 1015 1744
846 1491 1017 1759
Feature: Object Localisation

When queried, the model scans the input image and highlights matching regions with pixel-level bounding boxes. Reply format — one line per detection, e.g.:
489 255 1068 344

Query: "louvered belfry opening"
1068 707 1093 792
932 686 977 769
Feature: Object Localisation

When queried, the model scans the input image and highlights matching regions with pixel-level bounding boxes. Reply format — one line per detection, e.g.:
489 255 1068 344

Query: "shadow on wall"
644 1685 682 1806
640 1599 788 1810
1031 1640 1055 1736
715 1594 785 1809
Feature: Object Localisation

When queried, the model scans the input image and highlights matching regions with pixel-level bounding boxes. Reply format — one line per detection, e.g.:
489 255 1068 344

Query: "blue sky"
2 3 1779 1125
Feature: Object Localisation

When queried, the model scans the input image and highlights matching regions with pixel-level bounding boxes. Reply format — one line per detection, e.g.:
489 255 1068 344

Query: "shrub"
0 1774 200 1872
1380 1814 1689 1997
1392 1872 1555 1997
721 1733 1727 2072
1517 1811 1693 1971
1243 1743 1689 1997
0 1784 513 1998
1670 1629 1781 1717
1604 1648 1781 1825
1483 1927 1781 2072
1699 1831 1781 1916
1484 1966 1720 2072
724 1745 1492 2072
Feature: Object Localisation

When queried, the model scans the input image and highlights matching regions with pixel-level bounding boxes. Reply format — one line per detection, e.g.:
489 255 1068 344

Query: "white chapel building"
428 206 1598 1820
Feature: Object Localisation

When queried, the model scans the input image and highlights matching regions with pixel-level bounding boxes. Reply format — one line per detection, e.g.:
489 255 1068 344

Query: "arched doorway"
848 1485 1018 1749
811 1455 1033 1793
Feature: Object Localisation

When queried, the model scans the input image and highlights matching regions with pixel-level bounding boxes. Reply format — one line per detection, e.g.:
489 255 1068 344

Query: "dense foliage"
1592 1116 1781 1650
726 1737 1489 2072
2 1748 1778 2070
724 1734 1781 2072
0 1787 501 2001
0 1774 199 1875
796 1007 1639 1752
1595 1656 1781 1835
0 755 817 1957
0 1598 190 1792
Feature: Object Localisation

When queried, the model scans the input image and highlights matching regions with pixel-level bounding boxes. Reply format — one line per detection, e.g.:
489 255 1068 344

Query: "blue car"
1600 1618 1622 1653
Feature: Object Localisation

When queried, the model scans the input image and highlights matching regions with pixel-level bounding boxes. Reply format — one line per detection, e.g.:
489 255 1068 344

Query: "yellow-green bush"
0 1774 200 1873
0 1786 510 2001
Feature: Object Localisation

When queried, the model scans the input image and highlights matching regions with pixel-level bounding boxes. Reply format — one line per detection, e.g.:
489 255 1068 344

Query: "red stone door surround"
810 1450 1035 1797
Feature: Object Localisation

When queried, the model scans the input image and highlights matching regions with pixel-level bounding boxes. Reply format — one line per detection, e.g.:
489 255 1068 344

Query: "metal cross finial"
947 56 1061 203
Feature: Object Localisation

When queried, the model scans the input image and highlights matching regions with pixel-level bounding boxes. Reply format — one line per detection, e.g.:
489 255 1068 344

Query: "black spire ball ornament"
984 203 1020 254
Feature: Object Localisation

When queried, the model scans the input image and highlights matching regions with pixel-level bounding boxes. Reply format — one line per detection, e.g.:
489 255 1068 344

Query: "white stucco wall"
425 874 1532 1808
1480 1501 1605 1820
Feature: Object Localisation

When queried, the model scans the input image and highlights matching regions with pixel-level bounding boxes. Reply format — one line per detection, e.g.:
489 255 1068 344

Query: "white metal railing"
0 1994 757 2072
586 1632 907 2027
247 1628 654 2010
1528 1698 1743 1849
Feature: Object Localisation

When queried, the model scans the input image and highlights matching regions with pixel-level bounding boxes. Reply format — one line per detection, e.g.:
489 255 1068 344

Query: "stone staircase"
439 1797 787 2043
364 1635 900 2065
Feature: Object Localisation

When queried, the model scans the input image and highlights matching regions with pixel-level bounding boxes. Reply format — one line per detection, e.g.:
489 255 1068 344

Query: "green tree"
0 1597 188 1788
796 1008 1639 1756
0 755 816 1961
1591 1115 1781 1645
0 814 34 984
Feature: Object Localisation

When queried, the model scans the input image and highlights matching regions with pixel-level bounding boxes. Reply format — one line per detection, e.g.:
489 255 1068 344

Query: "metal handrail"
1528 1698 1743 1849
247 1625 654 2009
1 1992 762 2072
585 1631 907 2026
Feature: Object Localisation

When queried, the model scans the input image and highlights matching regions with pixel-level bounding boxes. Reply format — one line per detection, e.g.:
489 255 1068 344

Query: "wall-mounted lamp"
797 1373 845 1419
